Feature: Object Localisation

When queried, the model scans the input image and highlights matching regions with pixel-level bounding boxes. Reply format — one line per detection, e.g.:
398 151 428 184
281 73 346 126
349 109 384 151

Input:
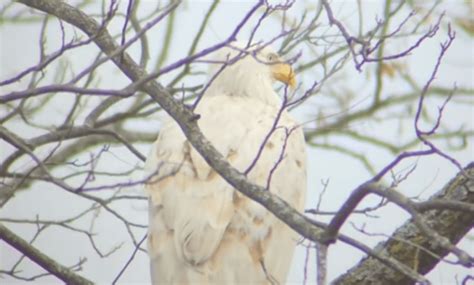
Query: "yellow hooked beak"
271 63 296 88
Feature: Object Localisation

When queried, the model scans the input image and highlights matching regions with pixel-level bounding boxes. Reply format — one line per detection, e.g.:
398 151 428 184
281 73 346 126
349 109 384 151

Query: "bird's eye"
267 53 276 62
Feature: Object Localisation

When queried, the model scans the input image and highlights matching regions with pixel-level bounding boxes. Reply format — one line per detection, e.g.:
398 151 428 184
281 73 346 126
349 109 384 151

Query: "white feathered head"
206 42 295 103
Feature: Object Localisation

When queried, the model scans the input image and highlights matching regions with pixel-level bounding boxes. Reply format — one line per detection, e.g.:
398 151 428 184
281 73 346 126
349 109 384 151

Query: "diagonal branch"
16 0 327 245
0 223 93 285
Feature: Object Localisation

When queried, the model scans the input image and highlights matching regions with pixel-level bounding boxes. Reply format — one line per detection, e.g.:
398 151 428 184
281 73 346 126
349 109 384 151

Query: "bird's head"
255 47 296 89
206 42 296 104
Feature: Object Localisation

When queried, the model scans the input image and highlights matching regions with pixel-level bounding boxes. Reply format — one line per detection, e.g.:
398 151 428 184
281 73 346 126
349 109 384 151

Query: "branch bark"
334 163 474 285
0 223 93 285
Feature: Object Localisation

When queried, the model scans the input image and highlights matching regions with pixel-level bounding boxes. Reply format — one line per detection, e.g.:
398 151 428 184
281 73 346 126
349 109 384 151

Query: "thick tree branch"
16 0 326 246
0 223 93 285
334 163 474 284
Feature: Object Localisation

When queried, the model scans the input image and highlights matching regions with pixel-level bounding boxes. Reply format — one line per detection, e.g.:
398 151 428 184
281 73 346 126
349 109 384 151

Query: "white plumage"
145 43 307 284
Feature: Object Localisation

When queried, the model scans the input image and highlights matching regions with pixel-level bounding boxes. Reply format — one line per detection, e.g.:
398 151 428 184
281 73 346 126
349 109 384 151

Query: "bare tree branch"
0 223 93 285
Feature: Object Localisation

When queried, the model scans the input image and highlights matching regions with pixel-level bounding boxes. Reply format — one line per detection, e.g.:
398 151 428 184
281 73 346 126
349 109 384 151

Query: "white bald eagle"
145 42 306 284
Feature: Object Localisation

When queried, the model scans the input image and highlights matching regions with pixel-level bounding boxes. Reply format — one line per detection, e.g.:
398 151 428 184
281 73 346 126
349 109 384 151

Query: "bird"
144 42 307 284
